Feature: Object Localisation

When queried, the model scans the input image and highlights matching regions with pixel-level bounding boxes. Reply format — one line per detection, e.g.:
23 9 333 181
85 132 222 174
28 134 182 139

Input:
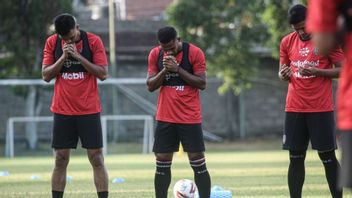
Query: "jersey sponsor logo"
165 73 180 81
292 60 319 79
299 47 310 57
174 85 185 91
291 60 320 67
61 72 85 80
63 59 80 68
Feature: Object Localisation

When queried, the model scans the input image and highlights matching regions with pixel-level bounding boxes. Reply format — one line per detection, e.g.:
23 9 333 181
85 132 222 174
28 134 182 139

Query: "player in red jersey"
42 14 109 198
279 5 343 198
147 26 211 198
307 0 352 189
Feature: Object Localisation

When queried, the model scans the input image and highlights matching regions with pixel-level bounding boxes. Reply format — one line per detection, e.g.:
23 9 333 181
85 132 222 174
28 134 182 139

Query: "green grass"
1 150 352 197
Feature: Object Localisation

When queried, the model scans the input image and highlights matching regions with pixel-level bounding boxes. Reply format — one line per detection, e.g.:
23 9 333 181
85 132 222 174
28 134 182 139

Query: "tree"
167 0 269 94
167 0 308 93
262 0 307 58
0 0 72 149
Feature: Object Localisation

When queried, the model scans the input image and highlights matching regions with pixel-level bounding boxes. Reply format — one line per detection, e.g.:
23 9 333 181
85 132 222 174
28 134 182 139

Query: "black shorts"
340 131 352 188
282 111 337 151
52 113 103 149
153 121 205 153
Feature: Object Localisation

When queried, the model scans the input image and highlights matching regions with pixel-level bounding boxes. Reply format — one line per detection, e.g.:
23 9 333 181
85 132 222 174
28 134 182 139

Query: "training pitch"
1 150 352 198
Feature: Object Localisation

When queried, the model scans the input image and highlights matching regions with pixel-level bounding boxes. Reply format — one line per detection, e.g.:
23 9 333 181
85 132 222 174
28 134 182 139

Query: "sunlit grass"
0 150 352 197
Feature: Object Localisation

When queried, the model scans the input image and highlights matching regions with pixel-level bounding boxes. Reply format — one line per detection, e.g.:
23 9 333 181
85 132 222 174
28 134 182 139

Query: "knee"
54 150 70 169
188 152 204 161
88 150 104 168
318 150 337 164
289 150 306 164
155 153 173 161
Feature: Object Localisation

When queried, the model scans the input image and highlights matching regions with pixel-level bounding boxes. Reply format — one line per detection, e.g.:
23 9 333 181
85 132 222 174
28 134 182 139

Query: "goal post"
5 115 154 158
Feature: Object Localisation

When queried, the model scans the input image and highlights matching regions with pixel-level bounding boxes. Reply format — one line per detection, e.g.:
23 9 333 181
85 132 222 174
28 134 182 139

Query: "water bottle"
112 177 125 184
30 175 40 180
210 185 232 198
66 175 73 182
0 171 9 176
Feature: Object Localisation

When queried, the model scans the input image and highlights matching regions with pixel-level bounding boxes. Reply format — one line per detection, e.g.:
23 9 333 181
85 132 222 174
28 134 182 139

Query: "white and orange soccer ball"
173 179 198 198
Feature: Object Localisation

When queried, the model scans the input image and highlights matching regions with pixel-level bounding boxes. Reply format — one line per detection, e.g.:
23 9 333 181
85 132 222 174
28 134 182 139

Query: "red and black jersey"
307 0 352 130
42 30 108 115
280 32 344 112
148 43 206 124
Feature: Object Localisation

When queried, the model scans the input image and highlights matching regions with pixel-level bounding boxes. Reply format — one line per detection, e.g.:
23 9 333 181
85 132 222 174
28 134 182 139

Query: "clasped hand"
279 64 292 80
163 55 179 73
298 66 317 76
63 43 80 59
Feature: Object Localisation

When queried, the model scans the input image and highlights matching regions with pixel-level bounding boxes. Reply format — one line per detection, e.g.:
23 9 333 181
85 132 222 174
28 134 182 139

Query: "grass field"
1 148 352 198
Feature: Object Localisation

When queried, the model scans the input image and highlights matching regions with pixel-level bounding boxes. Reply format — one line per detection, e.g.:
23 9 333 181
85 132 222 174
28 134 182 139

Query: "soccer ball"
173 179 198 198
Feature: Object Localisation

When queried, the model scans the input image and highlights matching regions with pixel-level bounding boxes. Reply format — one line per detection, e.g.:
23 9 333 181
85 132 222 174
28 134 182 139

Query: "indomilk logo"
62 72 85 80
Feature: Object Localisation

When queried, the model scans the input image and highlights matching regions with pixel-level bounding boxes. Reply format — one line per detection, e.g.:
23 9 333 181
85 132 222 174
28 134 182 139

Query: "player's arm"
68 44 108 81
300 61 341 78
146 68 168 92
146 48 168 92
300 46 343 78
278 38 291 82
278 64 292 81
42 43 70 82
307 0 340 55
177 68 206 90
164 49 206 90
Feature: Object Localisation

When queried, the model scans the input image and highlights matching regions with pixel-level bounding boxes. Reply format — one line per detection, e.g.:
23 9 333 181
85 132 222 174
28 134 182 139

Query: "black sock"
318 150 342 198
288 150 306 198
52 190 64 198
154 160 172 198
190 157 211 198
97 191 108 198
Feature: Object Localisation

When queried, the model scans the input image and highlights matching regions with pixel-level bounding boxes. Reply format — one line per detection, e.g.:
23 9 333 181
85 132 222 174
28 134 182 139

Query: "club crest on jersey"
299 47 309 57
313 47 319 55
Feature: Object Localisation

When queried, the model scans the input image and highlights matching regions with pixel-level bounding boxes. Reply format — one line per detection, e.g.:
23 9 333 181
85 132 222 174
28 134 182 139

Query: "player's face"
160 38 180 56
291 21 311 41
60 25 80 44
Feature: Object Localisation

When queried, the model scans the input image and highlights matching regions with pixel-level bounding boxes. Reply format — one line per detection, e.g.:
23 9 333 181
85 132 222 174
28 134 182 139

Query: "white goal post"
5 115 154 158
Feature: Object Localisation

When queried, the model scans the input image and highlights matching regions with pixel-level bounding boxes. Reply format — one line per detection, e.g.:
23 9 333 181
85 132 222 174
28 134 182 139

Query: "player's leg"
317 150 341 198
308 111 341 198
153 121 178 198
51 113 78 198
178 123 211 198
288 150 306 198
52 149 71 198
187 152 211 198
77 113 108 198
87 148 108 198
283 112 309 198
340 130 352 188
155 152 174 198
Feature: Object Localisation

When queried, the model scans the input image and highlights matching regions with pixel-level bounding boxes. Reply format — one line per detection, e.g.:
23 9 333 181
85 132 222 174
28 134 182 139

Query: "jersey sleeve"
191 47 206 75
328 46 344 64
91 36 108 66
307 0 340 33
42 35 57 66
279 37 290 65
147 47 160 75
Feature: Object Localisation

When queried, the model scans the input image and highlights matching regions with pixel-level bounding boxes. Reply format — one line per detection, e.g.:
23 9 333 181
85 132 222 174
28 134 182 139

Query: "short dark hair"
157 26 177 44
288 4 307 24
54 13 76 36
